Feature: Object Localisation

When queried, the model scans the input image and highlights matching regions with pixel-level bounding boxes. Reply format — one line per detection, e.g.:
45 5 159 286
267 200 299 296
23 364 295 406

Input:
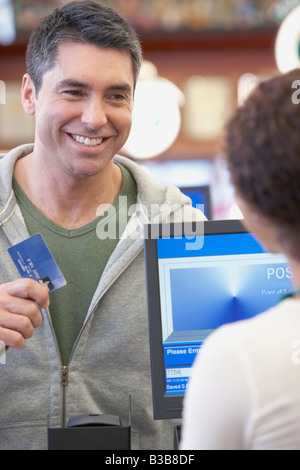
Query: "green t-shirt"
13 164 137 365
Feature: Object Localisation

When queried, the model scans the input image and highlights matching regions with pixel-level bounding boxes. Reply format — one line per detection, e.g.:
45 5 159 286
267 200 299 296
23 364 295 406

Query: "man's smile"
70 134 104 147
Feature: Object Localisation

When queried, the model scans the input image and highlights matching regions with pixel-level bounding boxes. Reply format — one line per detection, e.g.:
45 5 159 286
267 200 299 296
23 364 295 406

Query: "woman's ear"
21 73 36 116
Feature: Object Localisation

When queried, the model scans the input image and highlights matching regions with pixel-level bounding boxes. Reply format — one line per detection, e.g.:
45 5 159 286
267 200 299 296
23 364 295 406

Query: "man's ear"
21 74 36 116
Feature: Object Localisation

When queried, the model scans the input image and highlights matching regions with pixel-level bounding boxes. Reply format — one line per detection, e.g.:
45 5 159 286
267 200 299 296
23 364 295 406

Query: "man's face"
22 42 134 179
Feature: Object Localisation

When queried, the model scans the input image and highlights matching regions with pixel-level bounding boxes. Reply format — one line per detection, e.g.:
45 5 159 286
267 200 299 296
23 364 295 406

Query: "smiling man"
0 1 204 450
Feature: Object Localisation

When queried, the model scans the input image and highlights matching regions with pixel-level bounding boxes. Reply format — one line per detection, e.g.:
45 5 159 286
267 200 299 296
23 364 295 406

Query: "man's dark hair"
225 68 300 258
26 0 143 96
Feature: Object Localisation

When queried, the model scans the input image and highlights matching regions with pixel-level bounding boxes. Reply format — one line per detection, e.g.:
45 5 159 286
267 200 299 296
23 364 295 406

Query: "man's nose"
81 99 108 130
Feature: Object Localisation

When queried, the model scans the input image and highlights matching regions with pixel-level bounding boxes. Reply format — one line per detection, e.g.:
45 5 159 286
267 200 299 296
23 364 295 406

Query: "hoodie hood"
114 154 193 223
0 144 32 221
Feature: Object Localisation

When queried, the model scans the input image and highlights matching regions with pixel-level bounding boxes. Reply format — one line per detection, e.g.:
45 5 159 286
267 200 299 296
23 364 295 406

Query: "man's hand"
0 279 50 349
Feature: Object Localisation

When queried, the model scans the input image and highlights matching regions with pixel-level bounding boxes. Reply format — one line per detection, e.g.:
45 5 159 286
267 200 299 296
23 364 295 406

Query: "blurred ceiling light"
123 61 185 160
138 60 158 80
275 4 300 73
0 0 15 46
237 73 259 106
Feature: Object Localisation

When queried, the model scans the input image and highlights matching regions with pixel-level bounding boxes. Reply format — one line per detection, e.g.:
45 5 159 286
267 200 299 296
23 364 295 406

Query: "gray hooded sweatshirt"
0 144 204 450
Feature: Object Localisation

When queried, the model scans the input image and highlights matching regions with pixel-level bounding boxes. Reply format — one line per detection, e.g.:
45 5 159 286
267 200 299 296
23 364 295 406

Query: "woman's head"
225 69 300 258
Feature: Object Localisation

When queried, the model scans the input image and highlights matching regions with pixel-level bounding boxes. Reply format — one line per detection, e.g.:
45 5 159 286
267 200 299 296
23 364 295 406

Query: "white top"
180 298 300 450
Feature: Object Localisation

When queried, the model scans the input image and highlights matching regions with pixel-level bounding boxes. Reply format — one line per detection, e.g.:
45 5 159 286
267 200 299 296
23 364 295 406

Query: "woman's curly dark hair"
225 69 300 257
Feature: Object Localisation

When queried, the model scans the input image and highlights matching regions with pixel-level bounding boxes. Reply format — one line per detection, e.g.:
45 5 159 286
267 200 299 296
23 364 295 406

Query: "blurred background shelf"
0 25 278 157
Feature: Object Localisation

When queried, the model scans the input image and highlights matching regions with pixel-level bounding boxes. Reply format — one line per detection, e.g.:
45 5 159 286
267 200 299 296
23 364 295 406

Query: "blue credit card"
8 233 67 293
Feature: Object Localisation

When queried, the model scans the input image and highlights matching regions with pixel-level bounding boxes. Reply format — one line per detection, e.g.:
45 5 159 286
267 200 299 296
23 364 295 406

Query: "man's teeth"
71 134 103 146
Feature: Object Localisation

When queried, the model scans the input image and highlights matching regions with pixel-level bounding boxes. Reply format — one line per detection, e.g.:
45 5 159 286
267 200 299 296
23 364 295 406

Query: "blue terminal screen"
156 232 293 396
180 187 211 219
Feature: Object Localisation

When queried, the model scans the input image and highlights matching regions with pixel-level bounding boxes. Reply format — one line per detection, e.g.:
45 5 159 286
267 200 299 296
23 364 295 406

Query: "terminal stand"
48 399 131 450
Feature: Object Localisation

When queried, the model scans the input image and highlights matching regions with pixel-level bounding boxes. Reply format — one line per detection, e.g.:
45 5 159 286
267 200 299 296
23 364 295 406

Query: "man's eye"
63 90 82 97
112 94 126 100
109 94 132 107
